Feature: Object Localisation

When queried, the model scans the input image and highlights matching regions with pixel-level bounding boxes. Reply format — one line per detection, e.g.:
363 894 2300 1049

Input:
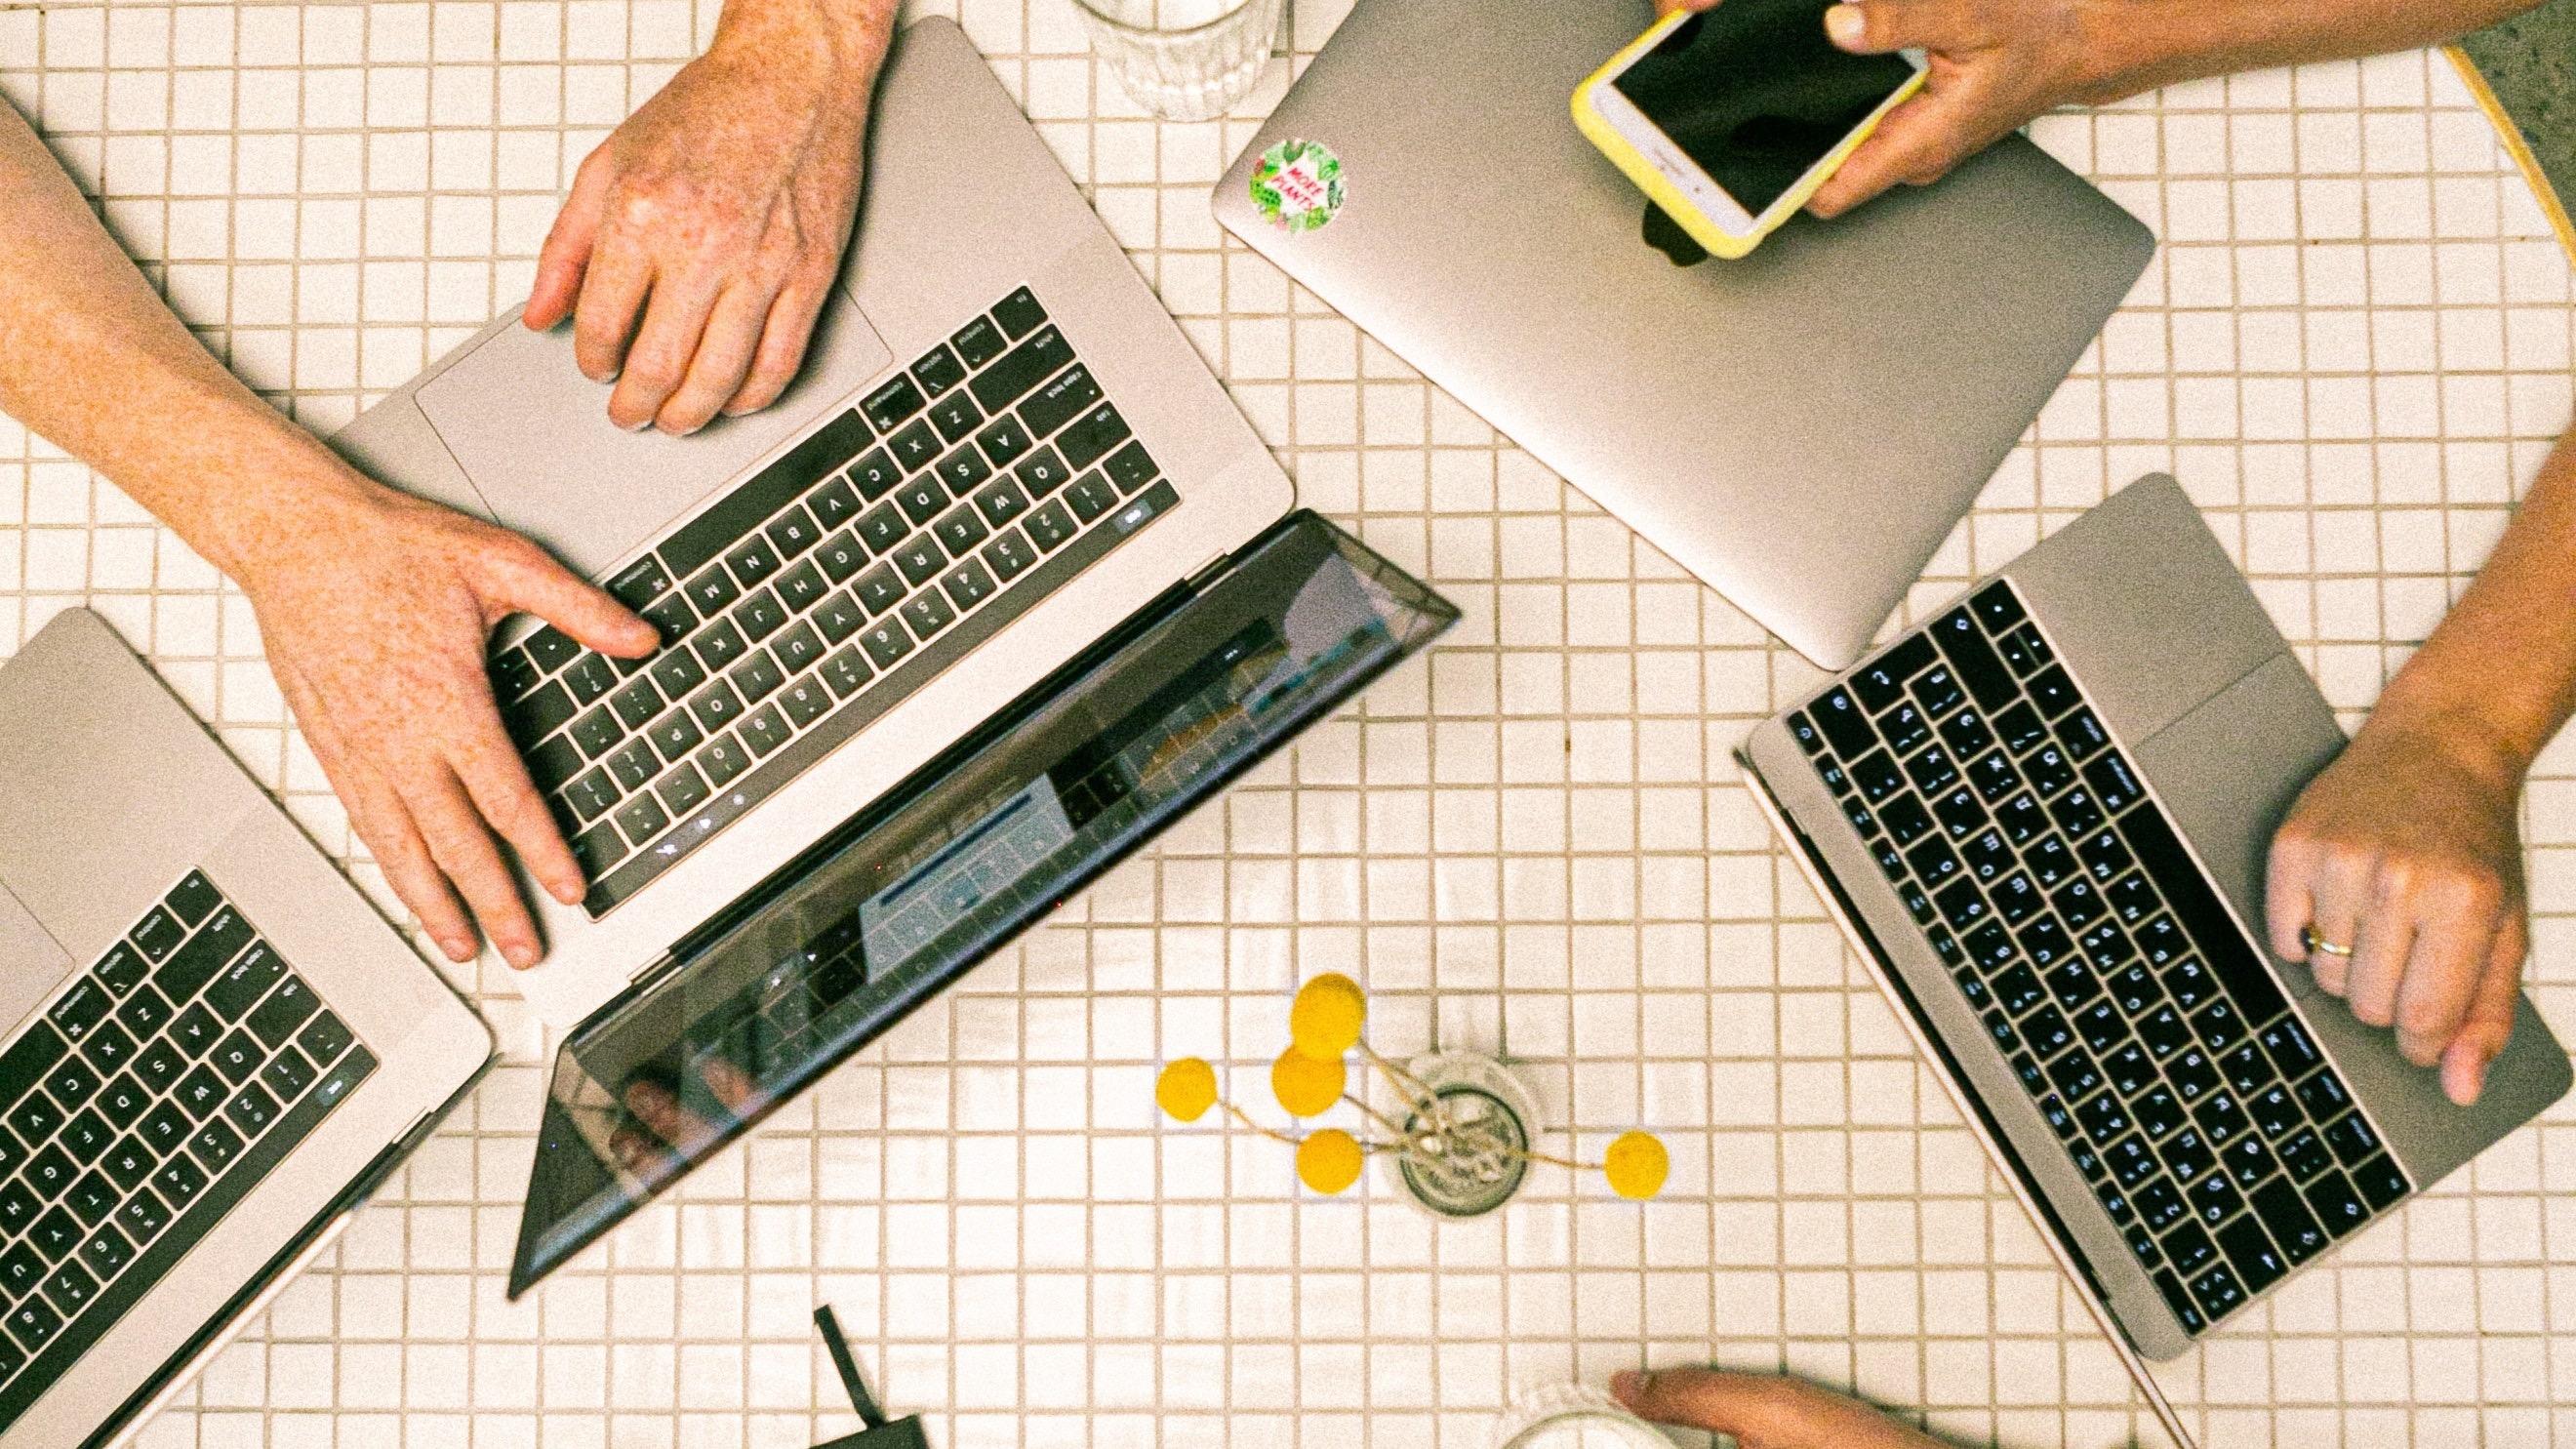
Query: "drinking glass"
1491 1383 1670 1449
1069 0 1286 122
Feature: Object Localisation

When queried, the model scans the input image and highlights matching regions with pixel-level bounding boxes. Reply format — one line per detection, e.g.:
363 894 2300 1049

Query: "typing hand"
1613 1367 1948 1448
523 0 893 436
2267 714 2529 1106
232 466 658 969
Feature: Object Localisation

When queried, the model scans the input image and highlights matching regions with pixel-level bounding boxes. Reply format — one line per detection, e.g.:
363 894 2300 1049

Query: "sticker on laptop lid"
1250 139 1346 233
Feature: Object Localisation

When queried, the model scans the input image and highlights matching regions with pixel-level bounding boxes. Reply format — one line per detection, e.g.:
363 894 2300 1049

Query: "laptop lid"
1213 0 2155 670
507 514 1458 1294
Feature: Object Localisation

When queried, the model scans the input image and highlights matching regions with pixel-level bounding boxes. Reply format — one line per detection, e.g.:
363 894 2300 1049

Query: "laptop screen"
509 513 1457 1295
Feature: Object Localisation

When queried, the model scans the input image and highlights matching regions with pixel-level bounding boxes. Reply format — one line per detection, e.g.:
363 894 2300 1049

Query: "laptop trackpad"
415 289 892 581
0 881 73 1034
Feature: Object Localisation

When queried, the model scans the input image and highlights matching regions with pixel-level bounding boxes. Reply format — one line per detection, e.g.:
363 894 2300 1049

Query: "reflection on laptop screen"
508 516 1457 1295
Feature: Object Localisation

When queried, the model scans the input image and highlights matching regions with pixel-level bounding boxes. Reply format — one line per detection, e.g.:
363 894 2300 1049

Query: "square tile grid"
3 1 2574 1444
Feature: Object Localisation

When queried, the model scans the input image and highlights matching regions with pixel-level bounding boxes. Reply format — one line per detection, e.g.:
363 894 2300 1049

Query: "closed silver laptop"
1212 0 2156 669
0 609 490 1446
1740 476 2569 1441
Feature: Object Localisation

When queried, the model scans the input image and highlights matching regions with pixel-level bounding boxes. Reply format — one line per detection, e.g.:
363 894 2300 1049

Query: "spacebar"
2115 802 2292 1026
584 482 1177 915
0 1047 378 1434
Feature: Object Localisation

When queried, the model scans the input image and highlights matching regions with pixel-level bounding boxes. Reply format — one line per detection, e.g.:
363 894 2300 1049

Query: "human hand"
2267 712 2530 1106
226 463 659 969
1613 1367 1948 1448
523 0 892 435
1653 0 2124 219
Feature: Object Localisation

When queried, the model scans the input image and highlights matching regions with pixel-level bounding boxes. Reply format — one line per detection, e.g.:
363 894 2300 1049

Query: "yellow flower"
1155 1058 1219 1122
1289 973 1367 1059
1269 1046 1347 1118
1297 1128 1364 1193
1603 1131 1669 1200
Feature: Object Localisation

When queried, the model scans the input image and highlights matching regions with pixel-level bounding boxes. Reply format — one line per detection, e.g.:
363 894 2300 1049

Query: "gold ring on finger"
2301 924 2354 959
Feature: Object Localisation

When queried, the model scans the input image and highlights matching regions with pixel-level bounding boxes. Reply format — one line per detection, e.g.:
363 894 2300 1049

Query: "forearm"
0 98 348 581
2361 423 2576 785
704 0 897 89
2077 0 2540 101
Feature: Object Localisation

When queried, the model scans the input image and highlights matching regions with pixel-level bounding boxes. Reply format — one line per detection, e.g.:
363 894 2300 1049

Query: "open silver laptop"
337 18 1459 1290
1740 476 2569 1440
1211 0 2157 670
0 609 490 1446
334 16 1295 1032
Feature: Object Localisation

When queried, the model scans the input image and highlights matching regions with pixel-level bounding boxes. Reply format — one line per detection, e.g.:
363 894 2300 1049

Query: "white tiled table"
5 2 2576 1445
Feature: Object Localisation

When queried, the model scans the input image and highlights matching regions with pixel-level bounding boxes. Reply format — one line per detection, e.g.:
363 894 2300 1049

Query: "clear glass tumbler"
1491 1383 1670 1449
1070 0 1286 122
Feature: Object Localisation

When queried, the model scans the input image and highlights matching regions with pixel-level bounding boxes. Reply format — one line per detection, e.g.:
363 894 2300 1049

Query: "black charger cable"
813 1306 928 1448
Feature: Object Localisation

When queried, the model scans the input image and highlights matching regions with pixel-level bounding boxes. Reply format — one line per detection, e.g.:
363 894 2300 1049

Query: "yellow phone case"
1572 8 1926 260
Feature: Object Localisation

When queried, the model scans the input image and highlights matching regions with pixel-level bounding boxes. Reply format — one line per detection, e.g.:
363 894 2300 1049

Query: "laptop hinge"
629 950 684 989
1185 551 1231 593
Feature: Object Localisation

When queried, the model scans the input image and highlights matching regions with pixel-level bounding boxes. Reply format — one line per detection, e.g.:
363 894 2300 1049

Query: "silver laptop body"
1211 0 2156 669
1741 477 2569 1433
336 18 1294 1032
0 609 491 1447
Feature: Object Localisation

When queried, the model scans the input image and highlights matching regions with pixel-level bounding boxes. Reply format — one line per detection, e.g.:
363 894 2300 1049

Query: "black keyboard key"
2023 745 2075 798
771 621 827 675
862 376 925 433
162 873 223 930
2073 1001 2125 1055
2322 1111 2383 1167
970 324 1071 414
2277 1126 2332 1182
2163 1220 2219 1277
222 1082 280 1137
2352 1153 2409 1211
927 390 985 445
1994 702 2050 755
943 559 997 611
41 1263 96 1317
933 502 990 557
1970 583 2026 633
952 314 1007 368
1058 404 1132 471
139 1101 190 1156
157 905 255 1006
2105 1044 2155 1096
1911 665 1964 718
813 532 870 587
246 977 318 1050
262 1046 317 1104
1024 498 1077 551
902 590 957 641
1023 362 1104 440
2221 1134 2274 1189
774 562 828 616
45 983 109 1045
2213 1216 2287 1296
101 1136 151 1194
859 621 913 671
492 646 542 703
64 1172 116 1227
992 286 1048 340
1104 439 1157 495
616 794 670 845
297 1012 353 1069
2166 1128 2216 1186
736 587 792 643
2296 1071 2351 1121
1851 635 1933 713
1014 444 1073 500
5 1095 60 1149
1903 745 1959 797
42 1058 97 1113
688 679 746 734
608 676 665 733
2104 1137 2155 1188
128 907 184 964
777 677 833 729
2188 1170 2243 1228
888 417 942 472
60 1107 111 1160
2305 1169 2371 1238
977 416 1034 468
729 651 785 706
2220 1041 2274 1098
849 450 903 503
205 1029 259 1086
2084 751 2145 813
205 944 286 1021
1992 793 2044 847
809 474 864 530
739 704 792 757
1938 707 1995 762
188 1119 243 1173
564 769 623 825
1930 607 2016 712
646 709 705 765
656 761 712 817
0 1181 37 1238
151 1155 206 1209
1932 879 1990 934
2134 1086 2184 1142
116 1187 169 1247
696 733 753 788
608 556 672 611
79 1221 133 1282
983 529 1037 584
2027 664 2080 718
910 342 966 396
821 647 874 700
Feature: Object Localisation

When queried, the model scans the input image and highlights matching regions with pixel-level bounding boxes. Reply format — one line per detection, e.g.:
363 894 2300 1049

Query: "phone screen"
1612 0 1918 216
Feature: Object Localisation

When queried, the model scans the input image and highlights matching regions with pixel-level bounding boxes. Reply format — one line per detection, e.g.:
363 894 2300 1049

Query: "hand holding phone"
1574 0 1927 259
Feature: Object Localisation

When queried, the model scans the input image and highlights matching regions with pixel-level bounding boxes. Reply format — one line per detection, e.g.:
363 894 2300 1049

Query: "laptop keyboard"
1790 580 2411 1336
489 286 1181 916
0 872 376 1430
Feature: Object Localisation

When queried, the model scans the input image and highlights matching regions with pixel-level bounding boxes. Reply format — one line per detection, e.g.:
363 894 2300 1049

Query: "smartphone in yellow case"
1574 3 1927 259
